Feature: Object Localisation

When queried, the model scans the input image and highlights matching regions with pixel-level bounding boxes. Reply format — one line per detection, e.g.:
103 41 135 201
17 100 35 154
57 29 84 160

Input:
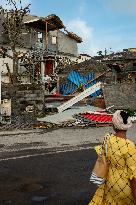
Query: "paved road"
0 125 135 154
0 126 135 205
0 147 97 205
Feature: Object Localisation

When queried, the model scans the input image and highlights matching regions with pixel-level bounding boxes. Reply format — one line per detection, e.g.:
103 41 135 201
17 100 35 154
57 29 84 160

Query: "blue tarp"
60 81 78 95
67 70 87 87
60 70 101 99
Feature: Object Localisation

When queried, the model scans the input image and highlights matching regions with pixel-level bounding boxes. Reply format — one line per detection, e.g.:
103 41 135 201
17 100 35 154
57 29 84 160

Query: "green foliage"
125 108 136 117
77 83 84 92
97 50 103 56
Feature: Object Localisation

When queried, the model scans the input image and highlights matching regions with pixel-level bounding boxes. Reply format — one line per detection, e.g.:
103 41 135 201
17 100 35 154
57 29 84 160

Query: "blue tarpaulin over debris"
60 70 101 98
60 70 95 95
67 70 87 87
60 81 78 95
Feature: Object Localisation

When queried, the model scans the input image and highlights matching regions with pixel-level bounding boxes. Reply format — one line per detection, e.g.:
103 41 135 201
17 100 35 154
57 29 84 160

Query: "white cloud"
65 17 136 56
65 18 97 55
78 0 86 16
65 18 113 56
103 0 136 14
66 18 93 42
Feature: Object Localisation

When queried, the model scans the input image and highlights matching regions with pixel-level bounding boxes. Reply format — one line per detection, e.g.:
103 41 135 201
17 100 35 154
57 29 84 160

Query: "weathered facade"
2 83 44 123
48 30 78 60
0 13 82 83
102 83 136 110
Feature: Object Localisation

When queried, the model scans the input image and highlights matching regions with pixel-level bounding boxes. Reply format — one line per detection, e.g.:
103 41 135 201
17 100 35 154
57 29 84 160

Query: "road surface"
0 126 135 205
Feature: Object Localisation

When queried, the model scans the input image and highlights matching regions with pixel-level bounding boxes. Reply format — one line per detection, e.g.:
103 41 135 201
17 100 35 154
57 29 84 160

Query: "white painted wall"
57 54 77 63
0 47 29 83
77 54 91 63
1 99 11 116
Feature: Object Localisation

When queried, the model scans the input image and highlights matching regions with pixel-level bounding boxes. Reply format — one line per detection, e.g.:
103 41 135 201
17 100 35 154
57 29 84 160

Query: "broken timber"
57 82 101 113
70 69 111 95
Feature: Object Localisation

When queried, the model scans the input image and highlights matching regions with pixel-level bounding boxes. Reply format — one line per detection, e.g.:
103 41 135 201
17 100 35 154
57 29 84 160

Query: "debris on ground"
37 105 102 124
73 111 113 127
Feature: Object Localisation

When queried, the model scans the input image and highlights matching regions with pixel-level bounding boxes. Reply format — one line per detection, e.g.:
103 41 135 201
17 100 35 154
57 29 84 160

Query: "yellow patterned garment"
89 134 136 205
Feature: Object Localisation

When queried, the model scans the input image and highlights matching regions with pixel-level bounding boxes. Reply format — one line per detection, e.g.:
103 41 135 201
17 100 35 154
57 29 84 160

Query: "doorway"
45 60 54 75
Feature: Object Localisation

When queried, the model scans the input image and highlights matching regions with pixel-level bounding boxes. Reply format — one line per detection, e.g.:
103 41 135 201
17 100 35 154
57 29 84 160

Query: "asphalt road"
0 125 135 205
0 147 97 205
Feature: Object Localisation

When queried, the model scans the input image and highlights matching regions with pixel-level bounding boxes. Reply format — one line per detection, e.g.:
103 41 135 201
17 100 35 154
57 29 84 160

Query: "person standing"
89 110 136 205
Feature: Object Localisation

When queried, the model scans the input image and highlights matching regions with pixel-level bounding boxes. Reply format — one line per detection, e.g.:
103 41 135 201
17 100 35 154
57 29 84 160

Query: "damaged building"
0 12 83 124
0 13 82 84
0 9 136 127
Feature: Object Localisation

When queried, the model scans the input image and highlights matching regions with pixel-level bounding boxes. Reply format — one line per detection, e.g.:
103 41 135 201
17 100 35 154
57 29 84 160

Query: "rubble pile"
73 112 113 127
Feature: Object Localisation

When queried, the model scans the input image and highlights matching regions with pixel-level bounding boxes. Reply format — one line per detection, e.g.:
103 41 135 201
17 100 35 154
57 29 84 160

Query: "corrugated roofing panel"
81 113 113 123
67 70 87 87
60 81 78 95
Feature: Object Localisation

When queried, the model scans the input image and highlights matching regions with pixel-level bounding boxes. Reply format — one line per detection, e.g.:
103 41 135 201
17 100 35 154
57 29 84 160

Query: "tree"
0 0 30 83
97 50 103 56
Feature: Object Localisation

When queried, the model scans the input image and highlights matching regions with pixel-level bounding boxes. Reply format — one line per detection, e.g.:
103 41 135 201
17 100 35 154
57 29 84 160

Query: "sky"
1 0 136 56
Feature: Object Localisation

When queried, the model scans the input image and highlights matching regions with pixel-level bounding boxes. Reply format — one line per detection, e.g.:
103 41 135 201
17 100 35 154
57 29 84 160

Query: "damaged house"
0 11 82 124
0 13 82 84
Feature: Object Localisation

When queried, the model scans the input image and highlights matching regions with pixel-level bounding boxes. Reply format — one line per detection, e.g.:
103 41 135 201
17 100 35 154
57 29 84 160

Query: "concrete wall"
0 13 9 44
2 84 44 123
0 13 37 48
20 29 37 48
0 47 30 83
0 49 13 73
77 55 91 63
1 99 11 116
48 30 78 57
102 83 136 110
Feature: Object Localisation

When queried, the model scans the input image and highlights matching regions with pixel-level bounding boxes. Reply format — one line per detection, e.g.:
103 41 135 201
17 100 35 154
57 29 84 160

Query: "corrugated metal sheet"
80 113 113 123
57 82 102 112
85 81 96 89
67 70 87 87
67 70 95 87
60 81 78 95
91 88 102 98
84 73 96 89
60 71 100 97
85 72 95 82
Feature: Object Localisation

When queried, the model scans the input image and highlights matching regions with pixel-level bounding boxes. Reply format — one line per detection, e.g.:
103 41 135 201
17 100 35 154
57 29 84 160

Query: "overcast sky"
1 0 136 56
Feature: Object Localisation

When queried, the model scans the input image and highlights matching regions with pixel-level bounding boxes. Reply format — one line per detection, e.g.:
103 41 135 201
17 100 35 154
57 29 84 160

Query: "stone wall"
102 83 136 110
2 83 44 124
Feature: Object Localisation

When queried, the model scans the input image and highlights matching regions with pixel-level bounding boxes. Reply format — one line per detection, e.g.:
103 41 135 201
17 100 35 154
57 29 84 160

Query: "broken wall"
2 83 44 124
102 83 136 110
48 30 78 58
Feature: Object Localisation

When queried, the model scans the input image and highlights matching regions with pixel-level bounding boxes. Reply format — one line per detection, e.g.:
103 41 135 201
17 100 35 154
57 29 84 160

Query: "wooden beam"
45 21 48 50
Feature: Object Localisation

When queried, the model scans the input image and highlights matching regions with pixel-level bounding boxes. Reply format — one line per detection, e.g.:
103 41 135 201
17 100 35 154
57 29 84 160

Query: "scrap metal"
57 82 102 113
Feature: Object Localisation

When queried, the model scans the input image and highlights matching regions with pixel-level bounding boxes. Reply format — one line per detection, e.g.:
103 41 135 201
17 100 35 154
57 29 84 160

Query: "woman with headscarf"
89 110 136 205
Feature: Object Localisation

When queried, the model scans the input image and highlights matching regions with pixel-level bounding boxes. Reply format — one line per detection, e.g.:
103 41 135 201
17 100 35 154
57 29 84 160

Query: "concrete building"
77 53 91 63
0 13 82 83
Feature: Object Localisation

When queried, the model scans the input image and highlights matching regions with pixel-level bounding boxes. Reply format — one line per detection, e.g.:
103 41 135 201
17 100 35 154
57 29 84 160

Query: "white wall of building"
77 54 91 64
1 99 11 116
0 47 29 83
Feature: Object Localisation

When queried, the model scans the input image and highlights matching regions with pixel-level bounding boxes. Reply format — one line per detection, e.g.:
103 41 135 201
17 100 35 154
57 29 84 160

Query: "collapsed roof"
23 14 65 31
65 30 82 43
23 14 82 43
